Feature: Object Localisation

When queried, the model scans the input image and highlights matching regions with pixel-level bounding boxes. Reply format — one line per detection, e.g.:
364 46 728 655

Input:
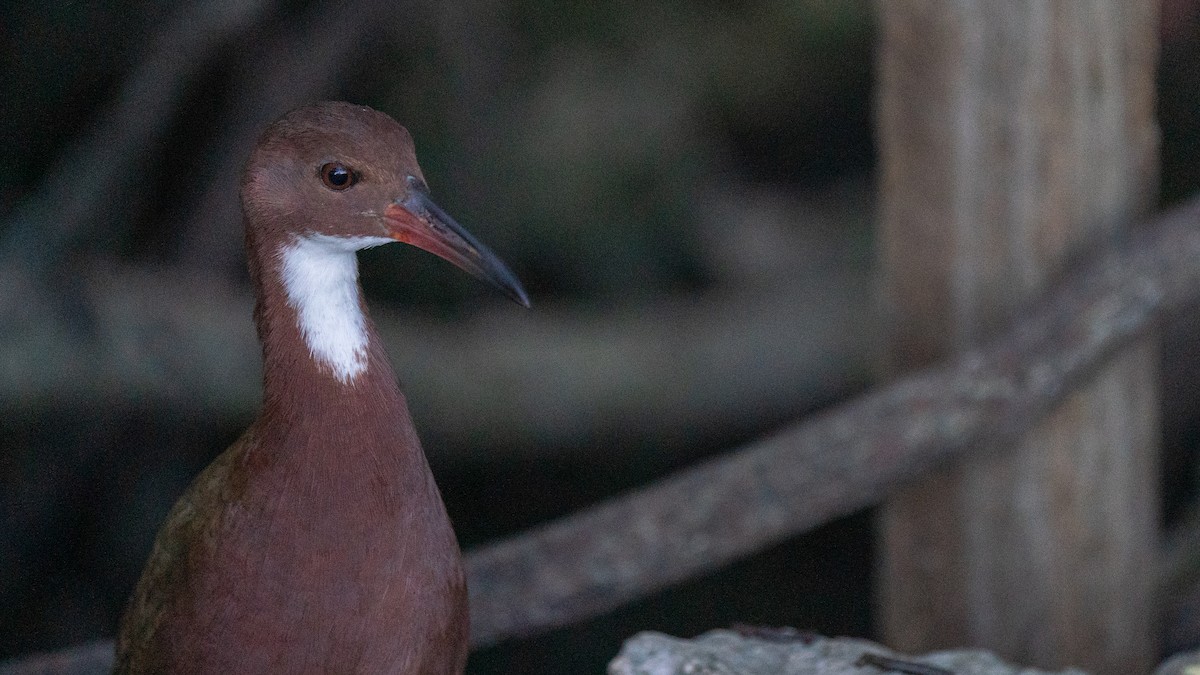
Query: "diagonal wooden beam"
463 194 1200 648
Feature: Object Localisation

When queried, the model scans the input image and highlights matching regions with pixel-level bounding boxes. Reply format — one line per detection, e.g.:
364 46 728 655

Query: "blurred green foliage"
0 0 875 309
370 0 873 303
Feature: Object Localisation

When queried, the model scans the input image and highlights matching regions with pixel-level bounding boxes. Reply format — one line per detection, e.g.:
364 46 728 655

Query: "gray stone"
608 630 1090 675
1154 650 1200 675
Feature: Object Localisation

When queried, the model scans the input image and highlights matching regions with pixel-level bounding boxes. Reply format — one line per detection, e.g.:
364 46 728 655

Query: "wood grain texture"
875 2 1160 672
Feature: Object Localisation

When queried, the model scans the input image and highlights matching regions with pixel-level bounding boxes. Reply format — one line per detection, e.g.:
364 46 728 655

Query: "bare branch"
462 197 1200 647
0 265 873 459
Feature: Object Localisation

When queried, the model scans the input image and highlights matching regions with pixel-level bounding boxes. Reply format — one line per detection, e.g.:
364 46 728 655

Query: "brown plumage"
114 102 528 674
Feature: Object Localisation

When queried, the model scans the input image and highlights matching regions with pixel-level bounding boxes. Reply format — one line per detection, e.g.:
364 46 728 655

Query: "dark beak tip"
508 283 532 309
393 190 531 309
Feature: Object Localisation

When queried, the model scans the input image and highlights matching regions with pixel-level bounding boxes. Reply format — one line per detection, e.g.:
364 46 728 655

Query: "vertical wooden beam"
874 2 1160 673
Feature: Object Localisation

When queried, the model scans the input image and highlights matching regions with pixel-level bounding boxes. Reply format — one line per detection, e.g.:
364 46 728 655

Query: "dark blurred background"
3 1 1200 672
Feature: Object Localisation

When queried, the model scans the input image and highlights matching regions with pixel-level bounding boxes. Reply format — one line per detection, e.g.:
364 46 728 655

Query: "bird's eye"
320 163 356 190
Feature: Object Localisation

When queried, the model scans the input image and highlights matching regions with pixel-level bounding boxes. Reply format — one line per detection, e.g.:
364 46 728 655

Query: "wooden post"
874 2 1160 673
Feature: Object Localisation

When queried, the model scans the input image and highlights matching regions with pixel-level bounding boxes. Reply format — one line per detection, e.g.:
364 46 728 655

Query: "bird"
113 101 529 674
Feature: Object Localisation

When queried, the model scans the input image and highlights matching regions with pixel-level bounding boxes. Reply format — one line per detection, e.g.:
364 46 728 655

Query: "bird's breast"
161 431 468 673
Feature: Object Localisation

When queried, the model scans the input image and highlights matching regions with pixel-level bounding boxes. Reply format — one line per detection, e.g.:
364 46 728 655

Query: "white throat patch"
279 234 393 383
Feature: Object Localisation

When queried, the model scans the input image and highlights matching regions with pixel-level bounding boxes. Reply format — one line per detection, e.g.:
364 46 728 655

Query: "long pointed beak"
383 179 530 308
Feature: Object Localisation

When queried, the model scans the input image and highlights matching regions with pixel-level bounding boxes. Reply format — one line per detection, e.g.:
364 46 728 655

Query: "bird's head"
242 101 529 307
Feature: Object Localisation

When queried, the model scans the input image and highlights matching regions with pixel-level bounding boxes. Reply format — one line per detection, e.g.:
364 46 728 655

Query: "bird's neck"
234 224 443 536
246 229 405 425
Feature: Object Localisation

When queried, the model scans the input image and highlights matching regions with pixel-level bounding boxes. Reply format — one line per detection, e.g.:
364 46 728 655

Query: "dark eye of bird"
320 163 356 190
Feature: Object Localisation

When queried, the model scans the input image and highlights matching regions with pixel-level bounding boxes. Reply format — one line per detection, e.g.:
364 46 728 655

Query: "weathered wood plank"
875 2 1160 672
